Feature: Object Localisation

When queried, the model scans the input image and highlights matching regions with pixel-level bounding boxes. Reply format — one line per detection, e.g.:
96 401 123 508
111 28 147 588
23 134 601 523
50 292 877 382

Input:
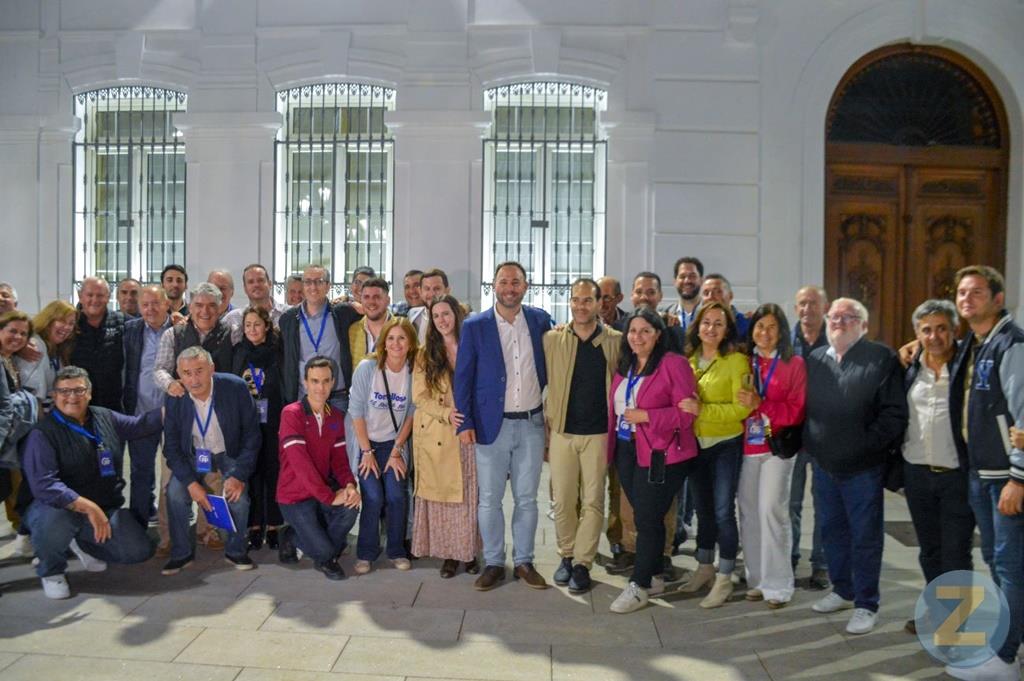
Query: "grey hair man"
0 282 19 314
70 276 125 411
803 297 907 635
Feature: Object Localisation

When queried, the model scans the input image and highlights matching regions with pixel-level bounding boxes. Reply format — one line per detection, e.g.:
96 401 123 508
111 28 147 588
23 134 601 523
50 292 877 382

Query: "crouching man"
23 366 162 599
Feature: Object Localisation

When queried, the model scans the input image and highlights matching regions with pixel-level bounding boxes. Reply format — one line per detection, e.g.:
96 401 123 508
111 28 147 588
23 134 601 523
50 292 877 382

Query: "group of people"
0 254 1021 681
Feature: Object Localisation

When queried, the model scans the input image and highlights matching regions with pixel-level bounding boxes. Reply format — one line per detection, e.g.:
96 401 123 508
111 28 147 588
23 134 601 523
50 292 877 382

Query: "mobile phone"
648 449 666 485
742 373 754 390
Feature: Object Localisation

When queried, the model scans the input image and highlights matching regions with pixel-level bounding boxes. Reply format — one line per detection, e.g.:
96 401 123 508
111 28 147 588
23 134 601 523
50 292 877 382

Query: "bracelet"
361 449 373 456
390 453 403 460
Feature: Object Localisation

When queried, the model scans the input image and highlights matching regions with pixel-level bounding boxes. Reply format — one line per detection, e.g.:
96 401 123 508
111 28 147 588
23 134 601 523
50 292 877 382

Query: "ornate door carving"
824 45 1008 350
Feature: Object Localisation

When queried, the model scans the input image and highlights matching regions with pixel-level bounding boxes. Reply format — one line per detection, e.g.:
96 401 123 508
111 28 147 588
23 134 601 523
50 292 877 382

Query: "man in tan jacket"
543 278 621 593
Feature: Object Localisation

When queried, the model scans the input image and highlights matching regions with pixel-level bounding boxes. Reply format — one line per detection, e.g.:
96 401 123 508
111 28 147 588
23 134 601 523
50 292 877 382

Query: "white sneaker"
10 533 32 557
610 581 650 614
69 539 107 572
845 608 877 634
812 591 855 613
945 654 1020 681
41 574 70 599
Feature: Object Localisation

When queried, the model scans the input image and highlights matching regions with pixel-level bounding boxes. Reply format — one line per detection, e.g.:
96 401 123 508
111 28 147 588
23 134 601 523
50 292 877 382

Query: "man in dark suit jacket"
278 264 362 410
122 285 172 526
455 261 552 591
161 346 261 575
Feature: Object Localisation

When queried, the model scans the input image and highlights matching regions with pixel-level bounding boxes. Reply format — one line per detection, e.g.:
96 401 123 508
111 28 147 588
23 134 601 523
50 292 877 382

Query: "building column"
385 110 491 305
173 112 281 304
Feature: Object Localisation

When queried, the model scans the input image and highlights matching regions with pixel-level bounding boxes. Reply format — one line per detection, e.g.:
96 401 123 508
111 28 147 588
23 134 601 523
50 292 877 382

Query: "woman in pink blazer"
607 307 698 614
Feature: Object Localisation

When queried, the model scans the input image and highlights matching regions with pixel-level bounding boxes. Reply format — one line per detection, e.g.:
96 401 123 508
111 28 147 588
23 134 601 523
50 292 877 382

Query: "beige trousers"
549 432 607 567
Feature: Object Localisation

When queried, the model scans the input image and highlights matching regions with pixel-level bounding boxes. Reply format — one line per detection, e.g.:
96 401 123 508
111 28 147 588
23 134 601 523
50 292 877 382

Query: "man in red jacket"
277 356 361 580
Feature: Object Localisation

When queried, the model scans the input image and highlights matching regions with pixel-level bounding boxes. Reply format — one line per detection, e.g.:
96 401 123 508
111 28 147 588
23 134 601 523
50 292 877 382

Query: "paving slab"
335 637 551 680
175 628 349 672
0 618 203 661
0 653 240 681
461 609 661 647
263 601 463 641
123 592 279 629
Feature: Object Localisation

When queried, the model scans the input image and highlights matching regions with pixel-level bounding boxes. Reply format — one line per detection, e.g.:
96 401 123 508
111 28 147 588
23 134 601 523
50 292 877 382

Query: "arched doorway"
824 44 1009 349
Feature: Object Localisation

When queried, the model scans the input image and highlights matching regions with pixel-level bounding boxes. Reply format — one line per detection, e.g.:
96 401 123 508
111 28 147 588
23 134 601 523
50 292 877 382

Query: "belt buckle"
929 465 951 473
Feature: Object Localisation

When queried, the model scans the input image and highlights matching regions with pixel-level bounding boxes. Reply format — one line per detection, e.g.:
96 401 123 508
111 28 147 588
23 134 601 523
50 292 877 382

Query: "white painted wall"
0 0 1021 318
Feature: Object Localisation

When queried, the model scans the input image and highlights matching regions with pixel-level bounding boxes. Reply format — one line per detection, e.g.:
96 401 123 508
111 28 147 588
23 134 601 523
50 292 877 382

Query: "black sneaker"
808 568 830 590
226 554 255 571
314 559 346 581
568 564 592 594
161 554 194 576
265 528 279 550
278 527 299 564
553 556 573 586
605 550 635 575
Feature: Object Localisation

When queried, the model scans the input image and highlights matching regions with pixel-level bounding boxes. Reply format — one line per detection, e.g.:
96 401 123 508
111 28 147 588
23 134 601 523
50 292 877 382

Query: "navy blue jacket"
123 316 171 416
163 373 261 485
454 306 552 445
949 312 1024 481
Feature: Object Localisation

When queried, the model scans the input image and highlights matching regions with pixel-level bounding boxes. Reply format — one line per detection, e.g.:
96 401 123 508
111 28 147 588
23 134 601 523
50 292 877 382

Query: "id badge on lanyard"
617 369 640 441
746 416 767 446
248 363 269 424
97 443 116 477
194 401 215 474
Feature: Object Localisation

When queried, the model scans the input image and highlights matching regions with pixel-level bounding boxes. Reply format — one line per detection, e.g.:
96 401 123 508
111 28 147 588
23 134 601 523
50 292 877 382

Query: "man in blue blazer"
455 261 552 591
161 346 261 575
122 285 172 526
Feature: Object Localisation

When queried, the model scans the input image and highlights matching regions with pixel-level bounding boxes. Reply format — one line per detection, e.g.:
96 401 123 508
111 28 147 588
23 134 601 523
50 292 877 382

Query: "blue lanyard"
625 367 642 407
299 307 328 353
753 355 780 399
247 362 264 396
194 399 214 443
680 306 696 331
52 410 104 448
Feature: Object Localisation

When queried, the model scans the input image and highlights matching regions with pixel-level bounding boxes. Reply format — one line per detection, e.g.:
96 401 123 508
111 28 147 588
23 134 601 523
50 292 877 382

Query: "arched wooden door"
825 45 1009 349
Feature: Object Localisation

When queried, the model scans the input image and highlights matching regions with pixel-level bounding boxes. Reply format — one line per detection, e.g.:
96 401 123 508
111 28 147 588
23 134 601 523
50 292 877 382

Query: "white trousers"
738 453 796 602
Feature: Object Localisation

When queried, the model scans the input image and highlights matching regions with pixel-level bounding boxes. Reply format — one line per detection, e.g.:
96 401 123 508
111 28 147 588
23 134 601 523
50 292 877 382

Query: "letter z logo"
933 585 987 647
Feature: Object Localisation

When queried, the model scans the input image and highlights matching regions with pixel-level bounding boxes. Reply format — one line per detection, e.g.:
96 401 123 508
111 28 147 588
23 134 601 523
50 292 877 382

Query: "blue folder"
203 495 237 533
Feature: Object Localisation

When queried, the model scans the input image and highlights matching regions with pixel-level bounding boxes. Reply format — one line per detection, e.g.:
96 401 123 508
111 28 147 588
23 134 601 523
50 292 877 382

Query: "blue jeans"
475 412 545 567
357 439 408 561
813 463 884 612
691 436 743 574
166 453 250 561
790 449 826 570
128 431 161 527
280 498 359 564
968 474 1024 663
672 475 695 546
25 502 153 577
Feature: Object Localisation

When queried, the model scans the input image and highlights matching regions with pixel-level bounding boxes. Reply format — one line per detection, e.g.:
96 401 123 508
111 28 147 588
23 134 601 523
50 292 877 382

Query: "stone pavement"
0 468 963 681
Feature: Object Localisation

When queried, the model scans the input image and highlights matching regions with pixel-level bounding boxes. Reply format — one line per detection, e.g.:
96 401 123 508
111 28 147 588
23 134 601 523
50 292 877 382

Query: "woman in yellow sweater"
679 302 751 608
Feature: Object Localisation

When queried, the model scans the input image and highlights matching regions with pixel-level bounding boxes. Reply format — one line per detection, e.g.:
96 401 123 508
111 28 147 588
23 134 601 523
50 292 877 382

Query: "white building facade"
1 0 1021 323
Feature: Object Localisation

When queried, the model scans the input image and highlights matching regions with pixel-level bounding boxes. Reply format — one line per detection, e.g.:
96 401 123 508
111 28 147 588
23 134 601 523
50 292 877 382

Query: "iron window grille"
72 86 187 288
482 82 607 322
274 83 395 298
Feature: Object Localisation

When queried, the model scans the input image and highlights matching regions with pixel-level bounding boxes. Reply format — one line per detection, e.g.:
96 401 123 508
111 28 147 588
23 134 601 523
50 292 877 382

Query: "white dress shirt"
903 363 959 468
495 308 542 412
189 387 227 454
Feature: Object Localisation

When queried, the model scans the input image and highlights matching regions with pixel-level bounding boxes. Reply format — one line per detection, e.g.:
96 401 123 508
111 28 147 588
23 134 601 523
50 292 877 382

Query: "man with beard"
804 297 907 635
161 264 189 316
544 278 621 594
617 272 684 354
660 257 703 333
455 261 552 591
224 264 289 332
347 278 393 374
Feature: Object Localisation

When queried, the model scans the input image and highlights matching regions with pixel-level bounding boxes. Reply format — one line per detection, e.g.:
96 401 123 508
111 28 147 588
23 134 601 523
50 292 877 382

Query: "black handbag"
765 423 802 459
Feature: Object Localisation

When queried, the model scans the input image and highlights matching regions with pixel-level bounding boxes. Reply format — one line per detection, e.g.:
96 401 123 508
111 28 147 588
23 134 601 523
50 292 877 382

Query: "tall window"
482 82 607 321
72 86 187 286
274 83 395 294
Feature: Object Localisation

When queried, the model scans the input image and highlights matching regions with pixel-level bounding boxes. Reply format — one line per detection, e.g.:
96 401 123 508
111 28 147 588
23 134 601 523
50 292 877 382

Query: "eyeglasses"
54 387 88 396
827 313 862 324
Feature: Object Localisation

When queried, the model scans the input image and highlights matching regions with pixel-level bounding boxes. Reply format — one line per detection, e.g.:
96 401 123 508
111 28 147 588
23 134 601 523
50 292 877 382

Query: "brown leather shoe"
474 565 506 591
513 562 548 589
440 559 458 579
